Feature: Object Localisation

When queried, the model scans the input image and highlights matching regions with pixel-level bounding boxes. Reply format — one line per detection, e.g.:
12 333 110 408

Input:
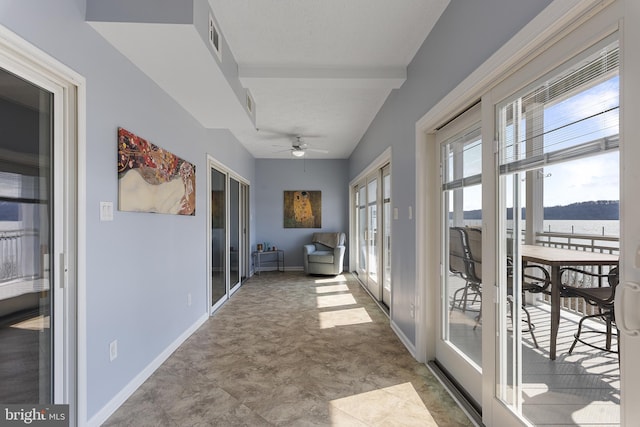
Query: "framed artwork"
117 127 196 215
283 190 321 228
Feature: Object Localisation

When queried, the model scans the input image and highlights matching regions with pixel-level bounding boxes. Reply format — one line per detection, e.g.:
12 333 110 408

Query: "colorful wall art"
283 190 321 228
117 127 196 215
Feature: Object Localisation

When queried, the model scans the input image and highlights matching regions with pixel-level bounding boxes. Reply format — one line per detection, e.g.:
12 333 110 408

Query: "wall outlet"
187 293 192 307
109 340 118 362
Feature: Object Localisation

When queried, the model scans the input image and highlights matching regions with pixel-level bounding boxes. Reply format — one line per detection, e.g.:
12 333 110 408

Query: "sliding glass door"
211 167 227 308
0 55 74 408
436 105 483 407
494 37 621 425
381 164 391 307
353 162 391 309
209 158 250 312
229 178 240 291
417 2 640 425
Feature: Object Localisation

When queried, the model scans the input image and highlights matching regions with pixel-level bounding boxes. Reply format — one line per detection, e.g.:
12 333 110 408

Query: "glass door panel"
435 110 483 407
240 182 249 283
382 166 391 307
229 178 240 290
211 168 226 308
0 69 53 403
366 177 379 298
357 185 367 279
495 40 620 425
354 165 391 308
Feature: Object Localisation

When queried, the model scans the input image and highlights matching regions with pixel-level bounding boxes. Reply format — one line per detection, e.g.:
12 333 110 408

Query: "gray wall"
349 0 554 344
0 0 255 420
255 159 349 269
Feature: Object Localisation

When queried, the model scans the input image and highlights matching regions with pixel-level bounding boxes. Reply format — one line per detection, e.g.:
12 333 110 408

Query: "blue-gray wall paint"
255 159 349 269
0 0 255 419
349 0 553 344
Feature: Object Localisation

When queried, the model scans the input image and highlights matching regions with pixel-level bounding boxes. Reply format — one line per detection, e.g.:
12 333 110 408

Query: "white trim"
390 320 417 359
0 23 86 426
87 314 208 427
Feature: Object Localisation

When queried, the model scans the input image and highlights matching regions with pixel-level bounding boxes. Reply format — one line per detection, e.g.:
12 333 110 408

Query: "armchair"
303 232 346 275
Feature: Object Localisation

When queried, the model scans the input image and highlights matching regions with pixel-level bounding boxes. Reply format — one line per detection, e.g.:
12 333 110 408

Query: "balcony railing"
535 231 619 255
535 230 619 317
0 228 41 283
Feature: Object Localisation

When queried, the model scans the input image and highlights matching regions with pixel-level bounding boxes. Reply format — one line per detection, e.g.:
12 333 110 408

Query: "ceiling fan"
275 136 329 157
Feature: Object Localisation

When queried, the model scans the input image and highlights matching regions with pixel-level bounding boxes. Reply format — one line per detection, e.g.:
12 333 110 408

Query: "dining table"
519 245 619 360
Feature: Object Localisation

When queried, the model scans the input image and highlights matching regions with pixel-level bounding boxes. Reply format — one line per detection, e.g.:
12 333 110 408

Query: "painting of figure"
283 190 321 228
117 127 195 215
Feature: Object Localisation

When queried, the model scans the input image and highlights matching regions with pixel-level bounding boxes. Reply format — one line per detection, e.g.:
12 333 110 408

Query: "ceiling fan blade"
256 127 325 139
307 148 329 154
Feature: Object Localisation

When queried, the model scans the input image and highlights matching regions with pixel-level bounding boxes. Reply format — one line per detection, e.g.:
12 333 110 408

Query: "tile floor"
103 272 473 426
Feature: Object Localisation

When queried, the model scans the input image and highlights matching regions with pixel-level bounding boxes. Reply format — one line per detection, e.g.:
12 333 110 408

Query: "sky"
455 75 619 212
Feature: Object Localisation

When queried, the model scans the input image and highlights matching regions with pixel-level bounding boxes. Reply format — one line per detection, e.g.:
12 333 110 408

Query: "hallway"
103 272 472 426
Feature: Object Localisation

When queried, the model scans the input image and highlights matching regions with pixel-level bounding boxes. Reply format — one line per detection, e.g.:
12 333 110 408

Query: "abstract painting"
117 127 196 215
283 190 321 228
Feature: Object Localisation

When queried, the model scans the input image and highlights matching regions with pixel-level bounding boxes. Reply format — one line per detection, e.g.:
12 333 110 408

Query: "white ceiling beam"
239 66 406 89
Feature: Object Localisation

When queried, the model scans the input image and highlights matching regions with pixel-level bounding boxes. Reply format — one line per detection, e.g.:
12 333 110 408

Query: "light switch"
100 201 113 221
408 206 413 220
393 207 398 220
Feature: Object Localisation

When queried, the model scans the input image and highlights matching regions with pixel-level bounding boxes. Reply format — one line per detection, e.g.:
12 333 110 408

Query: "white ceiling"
212 0 449 158
90 1 450 159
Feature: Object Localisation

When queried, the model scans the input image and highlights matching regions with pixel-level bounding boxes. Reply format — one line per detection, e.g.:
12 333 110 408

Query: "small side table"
252 250 284 275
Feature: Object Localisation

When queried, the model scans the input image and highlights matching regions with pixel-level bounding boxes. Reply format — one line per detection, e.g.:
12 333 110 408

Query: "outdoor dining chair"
560 266 619 355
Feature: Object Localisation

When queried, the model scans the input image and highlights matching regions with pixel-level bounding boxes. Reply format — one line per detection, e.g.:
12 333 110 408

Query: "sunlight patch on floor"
314 275 347 284
9 315 48 331
318 307 372 329
316 293 357 308
329 382 438 426
314 284 350 294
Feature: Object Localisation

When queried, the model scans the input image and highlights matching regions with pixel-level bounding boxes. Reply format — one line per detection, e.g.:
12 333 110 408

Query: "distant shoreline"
461 200 619 220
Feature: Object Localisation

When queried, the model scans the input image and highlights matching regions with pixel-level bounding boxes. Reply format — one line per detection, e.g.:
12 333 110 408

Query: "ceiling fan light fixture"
291 148 305 157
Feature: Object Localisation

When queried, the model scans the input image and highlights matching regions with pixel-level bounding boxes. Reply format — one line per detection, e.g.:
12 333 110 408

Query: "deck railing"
0 228 41 283
534 230 619 317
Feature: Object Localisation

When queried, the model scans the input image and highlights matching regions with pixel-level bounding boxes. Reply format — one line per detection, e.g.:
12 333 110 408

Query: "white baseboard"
391 319 418 360
87 313 208 427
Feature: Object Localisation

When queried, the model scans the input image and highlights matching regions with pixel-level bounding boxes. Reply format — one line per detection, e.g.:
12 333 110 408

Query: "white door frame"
416 1 640 425
206 155 250 314
0 25 84 424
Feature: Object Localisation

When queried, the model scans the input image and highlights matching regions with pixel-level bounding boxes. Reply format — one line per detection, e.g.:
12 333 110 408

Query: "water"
543 220 619 236
461 220 619 237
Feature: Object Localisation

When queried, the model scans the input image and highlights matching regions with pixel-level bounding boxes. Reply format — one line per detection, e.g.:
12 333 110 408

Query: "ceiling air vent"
208 13 222 60
246 91 254 114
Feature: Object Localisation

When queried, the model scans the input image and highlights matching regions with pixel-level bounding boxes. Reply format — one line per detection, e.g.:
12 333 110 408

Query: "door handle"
614 281 640 337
